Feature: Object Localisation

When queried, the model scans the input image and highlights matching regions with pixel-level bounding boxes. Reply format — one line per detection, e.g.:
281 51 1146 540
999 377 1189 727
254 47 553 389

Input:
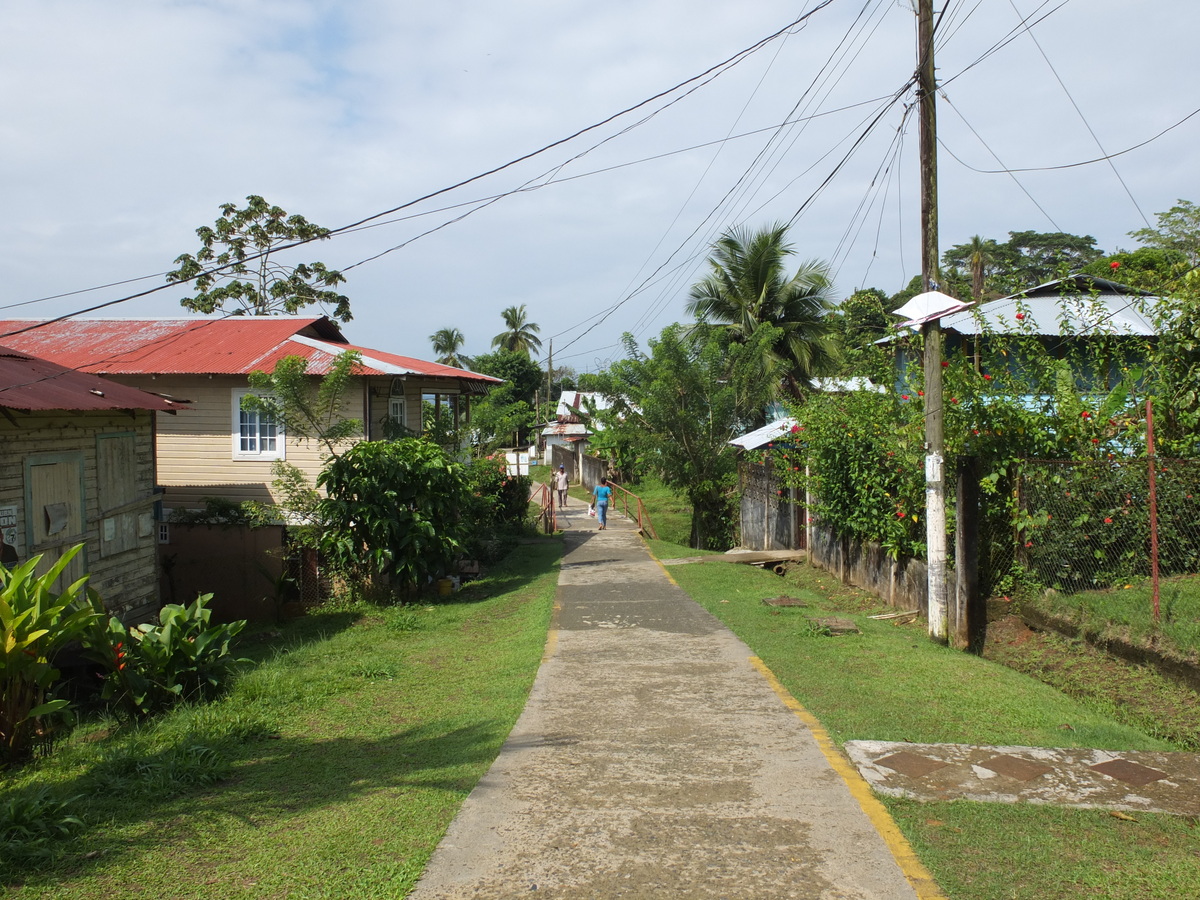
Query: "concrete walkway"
410 514 938 899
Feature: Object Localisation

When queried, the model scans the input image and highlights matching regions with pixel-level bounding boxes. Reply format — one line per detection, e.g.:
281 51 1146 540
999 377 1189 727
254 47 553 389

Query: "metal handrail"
530 482 555 533
605 482 659 540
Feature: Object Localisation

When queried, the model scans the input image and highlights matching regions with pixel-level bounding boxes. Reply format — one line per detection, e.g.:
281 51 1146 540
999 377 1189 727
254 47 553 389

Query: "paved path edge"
647 540 948 900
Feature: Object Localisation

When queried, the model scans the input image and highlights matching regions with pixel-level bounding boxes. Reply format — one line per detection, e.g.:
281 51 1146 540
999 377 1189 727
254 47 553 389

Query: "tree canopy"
490 305 543 356
593 324 777 549
686 223 839 401
1129 199 1200 267
941 230 1104 299
429 327 470 369
168 195 351 321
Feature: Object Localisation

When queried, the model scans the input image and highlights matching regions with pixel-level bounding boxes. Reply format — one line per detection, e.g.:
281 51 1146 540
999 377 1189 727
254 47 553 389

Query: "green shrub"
464 454 531 529
317 438 470 593
82 594 247 720
0 546 100 766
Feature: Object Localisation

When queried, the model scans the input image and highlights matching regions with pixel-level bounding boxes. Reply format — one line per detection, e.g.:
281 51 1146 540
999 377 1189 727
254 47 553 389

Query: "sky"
2 0 1198 374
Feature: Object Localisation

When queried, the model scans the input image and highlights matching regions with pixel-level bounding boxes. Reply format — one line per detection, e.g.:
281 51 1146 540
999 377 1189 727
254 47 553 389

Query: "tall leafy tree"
490 304 543 356
596 324 777 550
470 350 544 449
1129 199 1200 267
168 195 351 321
686 223 840 402
429 327 470 368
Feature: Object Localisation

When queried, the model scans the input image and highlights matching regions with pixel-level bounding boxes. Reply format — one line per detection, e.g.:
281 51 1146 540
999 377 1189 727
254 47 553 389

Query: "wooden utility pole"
546 339 554 425
918 0 948 642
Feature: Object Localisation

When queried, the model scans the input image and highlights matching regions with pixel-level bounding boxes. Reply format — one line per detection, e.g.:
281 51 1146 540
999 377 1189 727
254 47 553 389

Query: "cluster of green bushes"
1 546 245 770
316 439 532 598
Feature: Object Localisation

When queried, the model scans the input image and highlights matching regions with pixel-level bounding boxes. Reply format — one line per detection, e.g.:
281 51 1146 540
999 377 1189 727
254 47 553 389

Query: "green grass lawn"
1 540 561 899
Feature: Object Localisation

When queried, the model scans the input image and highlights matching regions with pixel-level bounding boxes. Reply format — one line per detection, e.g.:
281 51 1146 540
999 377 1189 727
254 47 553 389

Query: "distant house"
0 345 184 621
894 276 1161 391
0 317 500 514
0 317 501 619
540 391 610 455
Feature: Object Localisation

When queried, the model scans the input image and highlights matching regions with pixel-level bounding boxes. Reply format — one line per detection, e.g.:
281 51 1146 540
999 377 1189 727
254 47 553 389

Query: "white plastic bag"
588 504 596 518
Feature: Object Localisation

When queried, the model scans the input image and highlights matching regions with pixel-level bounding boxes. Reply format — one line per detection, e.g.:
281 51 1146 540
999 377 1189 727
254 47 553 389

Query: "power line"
1004 0 1150 228
938 104 1200 175
5 2 843 335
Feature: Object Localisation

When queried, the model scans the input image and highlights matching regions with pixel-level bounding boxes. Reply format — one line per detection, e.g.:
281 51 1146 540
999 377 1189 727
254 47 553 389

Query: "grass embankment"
1 541 561 899
1021 574 1200 659
660 551 1200 899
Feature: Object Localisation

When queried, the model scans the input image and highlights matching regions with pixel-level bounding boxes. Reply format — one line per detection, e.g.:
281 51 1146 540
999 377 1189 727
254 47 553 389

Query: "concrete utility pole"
918 0 948 642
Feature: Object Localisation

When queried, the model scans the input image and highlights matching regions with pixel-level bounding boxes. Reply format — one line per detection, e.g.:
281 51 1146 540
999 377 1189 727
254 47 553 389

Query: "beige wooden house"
0 345 185 621
0 316 499 514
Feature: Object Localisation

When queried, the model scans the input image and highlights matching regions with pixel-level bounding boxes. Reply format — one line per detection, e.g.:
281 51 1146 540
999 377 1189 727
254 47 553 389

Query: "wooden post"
1147 398 1160 621
954 456 982 651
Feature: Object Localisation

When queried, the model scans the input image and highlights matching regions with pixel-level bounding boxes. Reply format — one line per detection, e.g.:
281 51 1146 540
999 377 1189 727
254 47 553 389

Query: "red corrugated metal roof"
0 317 499 384
0 347 186 412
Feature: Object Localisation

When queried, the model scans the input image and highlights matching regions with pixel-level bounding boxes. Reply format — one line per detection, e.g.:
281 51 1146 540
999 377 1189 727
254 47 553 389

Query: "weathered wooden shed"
729 417 806 552
0 345 184 622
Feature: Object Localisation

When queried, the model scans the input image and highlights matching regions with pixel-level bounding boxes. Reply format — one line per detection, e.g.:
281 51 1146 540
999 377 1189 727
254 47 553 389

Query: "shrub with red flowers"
81 594 247 720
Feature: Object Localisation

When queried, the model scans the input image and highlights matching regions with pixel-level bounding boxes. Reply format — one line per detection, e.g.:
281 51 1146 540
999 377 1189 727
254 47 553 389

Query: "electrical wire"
1004 0 1149 228
3 2 842 336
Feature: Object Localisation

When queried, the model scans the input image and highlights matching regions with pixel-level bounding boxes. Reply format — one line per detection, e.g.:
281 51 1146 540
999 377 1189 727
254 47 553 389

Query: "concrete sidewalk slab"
410 518 936 899
847 740 1200 815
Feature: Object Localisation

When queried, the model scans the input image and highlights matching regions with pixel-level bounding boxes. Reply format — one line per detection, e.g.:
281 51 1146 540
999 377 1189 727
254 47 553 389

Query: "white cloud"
2 0 1198 368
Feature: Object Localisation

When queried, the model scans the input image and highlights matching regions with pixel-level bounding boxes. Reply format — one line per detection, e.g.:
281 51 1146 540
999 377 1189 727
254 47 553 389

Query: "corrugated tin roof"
541 422 591 438
0 346 186 412
729 417 799 451
0 317 500 384
937 276 1161 338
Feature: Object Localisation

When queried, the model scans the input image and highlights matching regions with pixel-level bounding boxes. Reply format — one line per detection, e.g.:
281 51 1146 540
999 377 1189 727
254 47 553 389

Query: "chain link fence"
1010 459 1200 593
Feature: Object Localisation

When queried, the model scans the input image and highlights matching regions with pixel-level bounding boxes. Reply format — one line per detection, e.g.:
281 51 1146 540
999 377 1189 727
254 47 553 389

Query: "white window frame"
388 396 406 429
232 389 285 461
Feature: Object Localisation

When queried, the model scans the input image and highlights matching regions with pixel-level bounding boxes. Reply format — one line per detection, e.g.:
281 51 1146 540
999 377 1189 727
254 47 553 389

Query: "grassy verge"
659 554 1200 899
1020 574 1200 658
2 540 561 899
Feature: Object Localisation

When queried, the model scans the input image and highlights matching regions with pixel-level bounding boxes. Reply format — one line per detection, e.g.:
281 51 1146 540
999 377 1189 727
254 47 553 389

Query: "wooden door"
27 454 86 587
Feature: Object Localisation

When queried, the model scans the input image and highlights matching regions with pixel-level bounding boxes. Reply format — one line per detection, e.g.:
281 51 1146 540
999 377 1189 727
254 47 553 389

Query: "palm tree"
964 234 994 302
429 327 469 369
491 305 543 356
686 223 839 399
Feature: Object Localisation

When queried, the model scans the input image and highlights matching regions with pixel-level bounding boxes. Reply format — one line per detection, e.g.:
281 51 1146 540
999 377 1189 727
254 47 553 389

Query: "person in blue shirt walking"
592 477 613 530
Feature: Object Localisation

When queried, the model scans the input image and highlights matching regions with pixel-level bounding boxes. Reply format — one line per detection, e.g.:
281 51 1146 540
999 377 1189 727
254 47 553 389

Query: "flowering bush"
82 594 246 720
463 454 531 530
770 298 1158 591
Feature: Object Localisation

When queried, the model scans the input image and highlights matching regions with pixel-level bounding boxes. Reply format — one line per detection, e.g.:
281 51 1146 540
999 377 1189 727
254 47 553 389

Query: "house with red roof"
0 345 186 621
0 317 499 618
0 316 499 514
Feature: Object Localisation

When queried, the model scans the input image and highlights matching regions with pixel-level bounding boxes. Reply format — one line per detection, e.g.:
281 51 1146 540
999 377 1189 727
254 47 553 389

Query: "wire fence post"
1147 398 1160 622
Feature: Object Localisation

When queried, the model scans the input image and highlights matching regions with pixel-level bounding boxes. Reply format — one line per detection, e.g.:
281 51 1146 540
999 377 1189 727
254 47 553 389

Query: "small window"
388 396 406 429
232 390 284 460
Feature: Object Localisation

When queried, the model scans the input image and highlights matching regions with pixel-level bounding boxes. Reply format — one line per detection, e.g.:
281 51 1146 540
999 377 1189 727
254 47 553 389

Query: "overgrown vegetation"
0 540 560 896
0 548 99 766
1 548 248 772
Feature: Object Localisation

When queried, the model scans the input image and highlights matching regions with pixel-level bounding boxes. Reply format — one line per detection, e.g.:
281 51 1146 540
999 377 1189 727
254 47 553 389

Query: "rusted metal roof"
0 346 186 412
0 317 500 385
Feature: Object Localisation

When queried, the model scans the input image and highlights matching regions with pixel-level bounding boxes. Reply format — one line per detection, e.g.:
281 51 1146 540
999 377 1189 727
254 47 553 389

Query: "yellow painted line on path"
749 656 948 900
